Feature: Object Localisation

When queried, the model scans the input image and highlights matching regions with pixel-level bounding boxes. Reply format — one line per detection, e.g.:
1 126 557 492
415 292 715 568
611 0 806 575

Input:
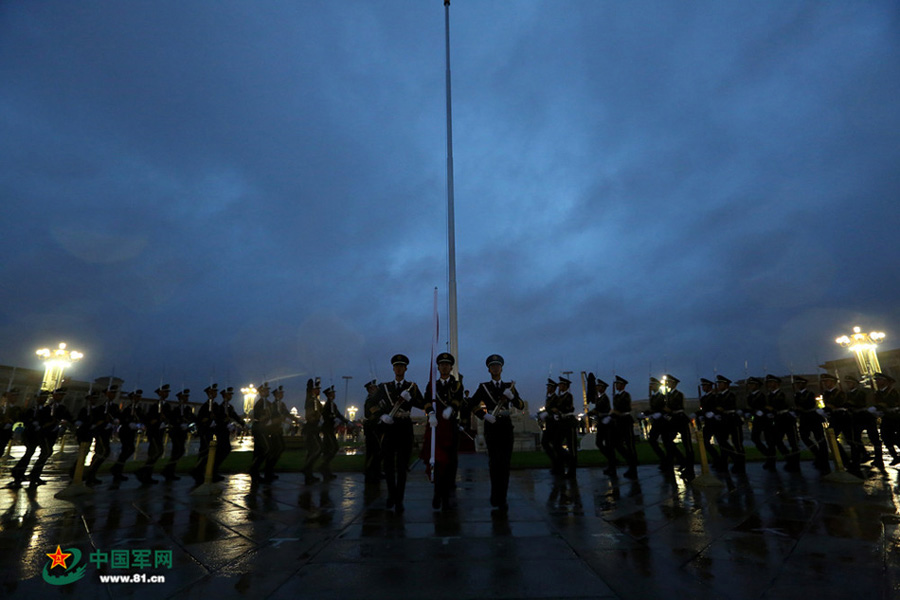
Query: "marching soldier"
213 387 243 480
588 376 616 476
375 354 423 513
746 376 777 470
363 379 382 484
846 375 883 472
191 384 220 485
264 385 290 482
874 373 900 465
554 376 578 478
821 373 857 475
794 376 829 474
249 382 272 483
662 375 693 480
538 378 561 475
136 384 169 485
767 375 800 472
111 389 145 483
715 375 745 474
320 385 348 480
84 385 121 485
162 388 193 482
300 378 323 485
471 354 524 514
424 352 464 510
69 391 99 481
611 376 638 479
646 377 669 470
0 388 23 460
10 391 53 487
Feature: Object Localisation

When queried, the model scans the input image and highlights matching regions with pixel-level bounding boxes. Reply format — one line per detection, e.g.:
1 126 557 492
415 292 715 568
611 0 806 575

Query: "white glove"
756 411 763 417
538 411 548 421
160 423 169 430
442 407 453 420
484 414 497 424
705 412 714 419
180 423 189 431
816 408 825 416
868 406 877 413
503 388 514 400
75 421 83 427
380 414 394 425
129 423 139 430
210 420 217 428
601 416 612 425
652 412 662 419
429 414 438 428
106 423 115 430
400 390 411 402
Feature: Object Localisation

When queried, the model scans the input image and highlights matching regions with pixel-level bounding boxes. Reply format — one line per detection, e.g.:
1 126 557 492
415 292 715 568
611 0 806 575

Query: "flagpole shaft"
445 0 459 375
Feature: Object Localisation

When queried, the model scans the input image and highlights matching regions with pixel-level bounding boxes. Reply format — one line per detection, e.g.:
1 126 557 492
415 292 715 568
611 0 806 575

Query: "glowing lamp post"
241 384 258 415
346 405 358 421
36 343 83 391
835 326 886 384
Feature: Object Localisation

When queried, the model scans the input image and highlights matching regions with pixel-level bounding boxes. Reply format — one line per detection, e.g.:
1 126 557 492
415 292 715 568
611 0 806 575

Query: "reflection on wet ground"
1 453 899 599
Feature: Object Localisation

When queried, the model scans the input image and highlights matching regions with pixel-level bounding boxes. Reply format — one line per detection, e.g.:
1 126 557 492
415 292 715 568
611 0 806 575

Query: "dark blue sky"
2 1 899 408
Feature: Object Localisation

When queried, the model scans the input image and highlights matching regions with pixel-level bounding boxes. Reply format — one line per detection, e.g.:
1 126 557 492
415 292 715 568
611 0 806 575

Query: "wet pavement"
2 453 900 599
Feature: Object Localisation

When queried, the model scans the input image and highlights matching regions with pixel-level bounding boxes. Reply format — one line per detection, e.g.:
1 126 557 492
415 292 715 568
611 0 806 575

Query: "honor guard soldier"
320 385 349 480
136 384 169 485
84 385 121 485
376 354 423 513
300 378 323 485
715 375 745 474
471 354 524 514
846 375 883 471
646 377 669 470
0 388 23 461
611 376 638 479
746 377 777 470
191 384 220 485
424 352 464 511
249 382 273 483
696 378 721 469
874 373 900 465
554 376 578 479
112 389 145 482
264 385 290 482
10 391 54 487
213 387 243 481
69 391 99 481
794 376 829 474
362 379 383 484
538 378 561 475
588 376 616 476
162 388 193 482
821 373 857 475
767 375 800 472
662 375 694 480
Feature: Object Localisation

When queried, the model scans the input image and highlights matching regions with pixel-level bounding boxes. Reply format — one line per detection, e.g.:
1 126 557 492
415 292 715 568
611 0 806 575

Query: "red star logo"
46 545 71 570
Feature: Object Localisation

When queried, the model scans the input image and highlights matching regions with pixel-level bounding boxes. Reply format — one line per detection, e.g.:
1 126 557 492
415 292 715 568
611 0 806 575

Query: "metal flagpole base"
823 470 864 485
54 483 94 499
690 473 724 488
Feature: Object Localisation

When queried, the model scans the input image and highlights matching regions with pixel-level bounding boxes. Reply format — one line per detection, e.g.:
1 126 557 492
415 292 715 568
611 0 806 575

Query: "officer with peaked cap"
300 378 324 484
662 375 693 480
250 382 273 483
746 376 777 470
320 385 349 480
695 378 721 469
766 375 800 472
375 354 424 513
192 384 225 485
610 376 638 479
84 385 122 485
588 375 616 475
846 374 883 472
211 386 243 480
539 378 561 475
714 375 745 474
471 354 524 514
112 389 144 483
10 391 55 487
554 375 578 479
136 384 169 485
263 385 290 482
793 376 829 474
424 352 465 510
820 373 857 475
362 379 383 484
162 388 193 482
646 376 670 471
874 373 900 465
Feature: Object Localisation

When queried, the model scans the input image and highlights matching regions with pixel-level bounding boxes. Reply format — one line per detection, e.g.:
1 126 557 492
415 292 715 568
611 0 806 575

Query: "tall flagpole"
444 0 459 376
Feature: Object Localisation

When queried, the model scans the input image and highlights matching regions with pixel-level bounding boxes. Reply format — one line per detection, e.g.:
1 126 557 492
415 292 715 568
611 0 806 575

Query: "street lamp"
240 384 258 415
342 375 353 411
35 342 83 391
347 405 358 421
836 326 886 384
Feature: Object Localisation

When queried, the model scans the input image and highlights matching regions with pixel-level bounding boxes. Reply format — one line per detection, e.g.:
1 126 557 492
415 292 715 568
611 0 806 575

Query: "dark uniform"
794 376 830 473
695 378 721 468
0 389 23 461
471 354 524 514
821 373 856 474
662 375 693 479
84 387 122 484
874 373 900 465
375 354 424 513
846 376 882 470
715 375 745 474
264 385 289 482
213 387 243 479
539 379 561 475
646 377 669 468
320 386 348 480
191 384 220 484
112 390 145 482
249 382 273 483
610 376 638 479
767 375 800 472
552 377 578 478
10 392 54 487
162 389 193 481
300 378 323 485
69 392 99 481
424 352 464 510
588 377 615 475
136 385 170 485
746 377 776 470
362 379 382 484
